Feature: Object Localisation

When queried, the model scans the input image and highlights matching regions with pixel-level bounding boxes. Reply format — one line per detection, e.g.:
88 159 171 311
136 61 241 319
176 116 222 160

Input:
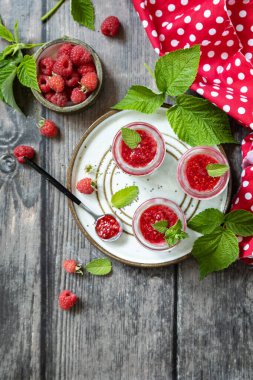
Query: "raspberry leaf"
0 19 14 42
0 63 21 112
152 220 168 234
167 94 236 146
111 186 139 209
164 220 188 247
121 128 142 149
206 163 229 177
113 85 165 114
188 208 225 235
224 210 253 237
71 0 95 30
192 227 239 279
155 45 201 96
17 55 40 91
85 258 112 276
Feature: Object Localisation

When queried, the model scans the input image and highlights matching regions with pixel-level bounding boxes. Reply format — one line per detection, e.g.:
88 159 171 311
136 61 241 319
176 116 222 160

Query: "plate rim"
67 108 231 268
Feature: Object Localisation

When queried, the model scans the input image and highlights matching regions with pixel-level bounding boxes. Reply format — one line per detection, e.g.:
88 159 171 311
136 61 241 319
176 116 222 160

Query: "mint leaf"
121 128 142 149
85 258 112 276
206 163 229 177
164 220 188 247
0 20 14 42
188 208 225 235
154 45 200 96
111 186 139 209
17 55 40 91
113 85 165 114
192 227 239 279
224 210 253 237
152 220 168 234
71 0 95 30
167 94 236 146
0 63 21 112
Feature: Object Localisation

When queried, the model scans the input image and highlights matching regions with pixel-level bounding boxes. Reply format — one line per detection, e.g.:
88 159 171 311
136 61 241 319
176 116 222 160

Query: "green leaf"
71 0 95 30
164 220 188 247
224 210 253 237
85 258 112 276
113 85 165 114
154 45 200 96
121 128 142 149
188 208 225 235
111 186 139 209
167 94 236 146
0 64 21 112
14 20 19 43
192 227 239 279
206 163 229 177
0 20 14 42
17 55 40 91
152 220 168 234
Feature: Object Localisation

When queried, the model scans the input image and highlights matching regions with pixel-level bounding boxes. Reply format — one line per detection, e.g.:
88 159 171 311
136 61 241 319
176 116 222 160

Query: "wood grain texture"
0 1 252 379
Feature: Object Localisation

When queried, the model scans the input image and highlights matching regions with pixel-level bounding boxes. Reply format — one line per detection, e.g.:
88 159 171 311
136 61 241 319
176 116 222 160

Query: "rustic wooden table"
0 1 252 379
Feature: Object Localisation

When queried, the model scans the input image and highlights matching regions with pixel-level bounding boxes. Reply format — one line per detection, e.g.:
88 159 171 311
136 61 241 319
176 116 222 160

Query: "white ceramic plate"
67 108 230 267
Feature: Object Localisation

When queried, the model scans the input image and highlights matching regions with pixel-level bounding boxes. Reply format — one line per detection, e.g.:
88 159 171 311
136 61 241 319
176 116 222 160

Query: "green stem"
41 0 66 22
144 63 155 80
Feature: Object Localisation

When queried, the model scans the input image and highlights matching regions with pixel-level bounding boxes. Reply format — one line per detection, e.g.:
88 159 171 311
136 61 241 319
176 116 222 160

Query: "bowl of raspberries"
33 37 103 112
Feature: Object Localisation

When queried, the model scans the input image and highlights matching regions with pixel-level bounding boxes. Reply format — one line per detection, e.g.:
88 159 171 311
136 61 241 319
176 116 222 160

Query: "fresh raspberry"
38 57 55 75
70 45 92 65
101 16 120 37
53 54 73 77
57 43 74 58
39 119 58 138
65 71 80 87
76 177 96 194
63 260 83 275
49 75 65 93
13 145 35 164
77 62 96 76
50 92 68 107
58 290 78 310
44 92 54 102
81 72 98 92
70 88 87 104
38 75 51 93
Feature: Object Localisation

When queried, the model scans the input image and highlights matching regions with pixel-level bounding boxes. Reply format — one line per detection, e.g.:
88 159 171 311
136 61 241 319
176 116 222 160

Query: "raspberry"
38 57 55 75
49 75 65 93
81 72 98 92
77 62 96 76
71 88 87 104
101 16 120 37
57 43 74 58
13 145 35 164
39 119 58 138
50 92 68 107
44 92 54 102
63 260 83 275
65 71 80 87
58 290 78 310
38 75 51 93
76 177 96 194
70 45 92 65
53 54 73 77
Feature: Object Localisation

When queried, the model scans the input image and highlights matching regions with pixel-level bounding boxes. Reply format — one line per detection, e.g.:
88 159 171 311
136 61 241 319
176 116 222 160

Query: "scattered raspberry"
101 16 120 37
39 57 55 76
76 177 96 194
57 43 73 58
70 45 92 65
38 75 51 93
49 75 65 93
65 71 80 87
59 290 78 310
63 260 83 275
77 62 96 76
81 72 98 92
39 119 58 138
50 92 68 107
44 92 54 102
53 54 73 77
13 145 35 164
71 88 87 104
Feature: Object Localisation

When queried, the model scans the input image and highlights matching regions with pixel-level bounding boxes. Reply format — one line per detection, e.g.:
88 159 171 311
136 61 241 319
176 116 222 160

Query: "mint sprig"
114 46 235 146
152 219 188 247
111 186 139 209
206 163 229 177
121 128 142 149
152 220 168 234
85 258 112 276
188 208 253 278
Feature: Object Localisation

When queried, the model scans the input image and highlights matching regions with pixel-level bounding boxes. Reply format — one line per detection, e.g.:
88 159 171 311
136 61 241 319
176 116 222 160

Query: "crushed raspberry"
185 154 220 192
95 215 121 240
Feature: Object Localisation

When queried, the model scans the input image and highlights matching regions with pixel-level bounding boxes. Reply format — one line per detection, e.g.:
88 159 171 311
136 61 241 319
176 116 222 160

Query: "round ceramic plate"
67 108 231 267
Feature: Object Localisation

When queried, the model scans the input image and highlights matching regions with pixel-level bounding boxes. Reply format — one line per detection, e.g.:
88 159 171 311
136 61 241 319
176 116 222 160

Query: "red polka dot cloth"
133 0 253 127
